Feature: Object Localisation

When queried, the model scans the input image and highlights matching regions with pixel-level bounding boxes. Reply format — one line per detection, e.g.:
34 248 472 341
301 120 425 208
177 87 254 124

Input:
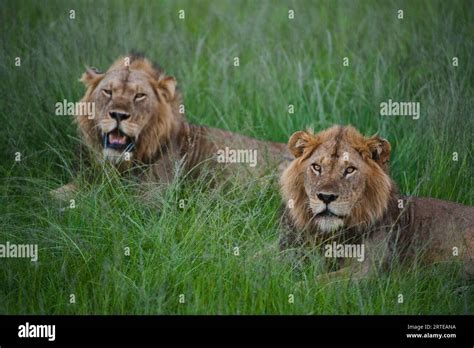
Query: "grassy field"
0 0 473 314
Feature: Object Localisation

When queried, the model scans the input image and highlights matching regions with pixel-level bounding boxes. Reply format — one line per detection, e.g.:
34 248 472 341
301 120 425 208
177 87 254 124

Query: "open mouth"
103 129 135 152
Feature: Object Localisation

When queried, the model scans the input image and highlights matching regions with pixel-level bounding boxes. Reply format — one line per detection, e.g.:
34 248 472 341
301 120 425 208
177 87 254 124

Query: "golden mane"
280 125 393 234
75 54 184 164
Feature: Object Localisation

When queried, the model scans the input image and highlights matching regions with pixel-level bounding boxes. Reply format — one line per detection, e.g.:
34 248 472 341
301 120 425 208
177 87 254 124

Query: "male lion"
280 125 474 279
54 53 290 198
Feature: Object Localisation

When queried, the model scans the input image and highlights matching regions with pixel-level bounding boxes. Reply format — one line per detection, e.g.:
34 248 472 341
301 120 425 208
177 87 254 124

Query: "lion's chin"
315 217 345 233
103 148 134 164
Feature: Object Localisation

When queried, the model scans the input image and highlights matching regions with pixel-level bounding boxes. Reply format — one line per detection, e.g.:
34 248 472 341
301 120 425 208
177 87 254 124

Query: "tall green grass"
0 0 472 314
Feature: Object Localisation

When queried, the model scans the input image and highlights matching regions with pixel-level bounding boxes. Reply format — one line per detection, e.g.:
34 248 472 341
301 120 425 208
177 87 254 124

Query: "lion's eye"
311 163 321 175
135 93 147 101
344 166 356 175
102 89 112 97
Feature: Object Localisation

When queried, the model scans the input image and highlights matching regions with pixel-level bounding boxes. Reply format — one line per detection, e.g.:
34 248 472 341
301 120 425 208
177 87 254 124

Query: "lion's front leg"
316 259 372 282
316 233 391 282
50 183 77 202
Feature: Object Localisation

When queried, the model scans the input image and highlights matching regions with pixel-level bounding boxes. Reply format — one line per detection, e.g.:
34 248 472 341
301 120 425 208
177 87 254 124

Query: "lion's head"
75 54 183 165
281 125 393 235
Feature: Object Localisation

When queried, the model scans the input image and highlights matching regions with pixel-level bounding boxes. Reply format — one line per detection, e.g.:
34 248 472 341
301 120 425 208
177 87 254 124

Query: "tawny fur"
68 54 291 189
280 125 474 279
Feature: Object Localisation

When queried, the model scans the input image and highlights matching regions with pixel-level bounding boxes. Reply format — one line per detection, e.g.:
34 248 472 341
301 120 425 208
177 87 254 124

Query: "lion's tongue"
109 132 127 145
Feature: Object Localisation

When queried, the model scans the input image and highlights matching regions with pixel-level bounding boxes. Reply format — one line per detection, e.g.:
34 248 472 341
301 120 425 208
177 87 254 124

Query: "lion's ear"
366 135 391 167
157 76 176 101
288 130 315 158
80 67 103 86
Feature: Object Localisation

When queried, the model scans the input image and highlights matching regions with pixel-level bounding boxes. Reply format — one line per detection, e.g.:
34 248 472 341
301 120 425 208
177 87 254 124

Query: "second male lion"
279 125 474 280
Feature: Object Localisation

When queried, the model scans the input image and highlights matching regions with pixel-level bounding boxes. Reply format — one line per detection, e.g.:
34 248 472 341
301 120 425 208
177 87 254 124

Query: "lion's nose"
109 111 130 122
317 193 338 204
